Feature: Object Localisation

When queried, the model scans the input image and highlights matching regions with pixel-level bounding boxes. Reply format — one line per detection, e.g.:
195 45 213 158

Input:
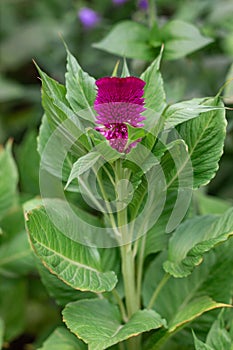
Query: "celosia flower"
78 7 100 29
94 77 146 153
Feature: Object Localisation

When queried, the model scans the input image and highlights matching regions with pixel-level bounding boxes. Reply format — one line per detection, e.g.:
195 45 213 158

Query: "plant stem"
147 273 170 309
149 0 157 28
112 289 128 323
136 234 147 306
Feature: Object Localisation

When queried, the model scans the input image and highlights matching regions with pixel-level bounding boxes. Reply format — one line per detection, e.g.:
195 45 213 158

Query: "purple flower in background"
138 0 148 10
78 7 100 29
112 0 128 5
94 77 146 153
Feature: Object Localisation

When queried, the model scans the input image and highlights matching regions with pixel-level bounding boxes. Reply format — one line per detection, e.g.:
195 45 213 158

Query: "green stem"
149 0 157 28
147 273 170 309
136 234 147 307
112 289 128 323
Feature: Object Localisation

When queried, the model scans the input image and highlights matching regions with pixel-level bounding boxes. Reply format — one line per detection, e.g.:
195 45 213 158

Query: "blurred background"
0 1 232 349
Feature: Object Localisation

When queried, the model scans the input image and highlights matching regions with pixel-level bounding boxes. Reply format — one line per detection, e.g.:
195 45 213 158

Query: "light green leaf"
168 296 228 332
65 49 96 122
66 152 101 189
161 20 213 60
0 231 34 277
37 114 52 156
163 98 222 130
141 48 166 117
0 141 18 220
63 299 166 350
126 124 146 143
35 63 73 128
121 59 130 77
93 21 154 61
38 326 86 350
177 97 226 188
26 207 117 292
164 208 233 278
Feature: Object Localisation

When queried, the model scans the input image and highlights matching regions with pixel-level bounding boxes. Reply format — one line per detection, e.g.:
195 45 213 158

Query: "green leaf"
63 299 166 350
143 250 232 348
126 124 146 143
65 49 96 122
194 191 232 215
38 326 86 350
163 208 233 278
93 21 155 61
121 59 130 77
26 207 117 293
0 277 26 341
37 259 95 307
163 98 221 130
141 48 166 117
193 332 213 350
0 231 34 277
160 20 213 60
177 97 226 188
65 152 101 189
0 141 18 220
35 63 73 128
206 317 232 350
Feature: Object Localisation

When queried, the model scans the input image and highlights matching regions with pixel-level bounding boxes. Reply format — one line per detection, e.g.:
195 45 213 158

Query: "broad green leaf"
194 191 232 215
164 208 233 277
36 63 73 128
0 141 18 220
65 152 101 189
143 250 232 348
0 231 34 277
15 130 40 195
163 98 220 130
26 207 117 292
38 326 86 350
177 97 226 188
161 20 213 60
0 318 4 350
0 277 26 341
65 49 96 122
93 21 154 61
141 48 166 117
63 299 166 350
37 260 95 307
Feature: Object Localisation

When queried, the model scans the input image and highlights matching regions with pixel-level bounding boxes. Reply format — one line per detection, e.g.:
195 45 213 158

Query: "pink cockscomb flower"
94 77 146 153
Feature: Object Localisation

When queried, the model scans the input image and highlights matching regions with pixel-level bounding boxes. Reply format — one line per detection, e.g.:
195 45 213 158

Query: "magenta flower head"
78 7 100 29
94 77 146 153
